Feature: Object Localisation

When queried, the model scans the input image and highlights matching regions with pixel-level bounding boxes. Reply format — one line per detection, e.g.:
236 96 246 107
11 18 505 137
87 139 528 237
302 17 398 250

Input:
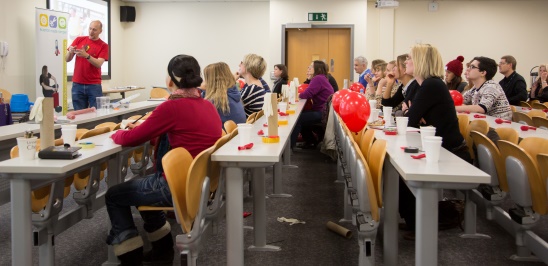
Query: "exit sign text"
308 12 327 22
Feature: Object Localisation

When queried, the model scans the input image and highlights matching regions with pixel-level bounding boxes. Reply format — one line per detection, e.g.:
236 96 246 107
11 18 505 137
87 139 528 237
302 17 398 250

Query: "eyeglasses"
467 65 479 70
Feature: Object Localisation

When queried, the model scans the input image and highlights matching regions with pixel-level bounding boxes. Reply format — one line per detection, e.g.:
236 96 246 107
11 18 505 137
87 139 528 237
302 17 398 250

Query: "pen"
125 112 149 129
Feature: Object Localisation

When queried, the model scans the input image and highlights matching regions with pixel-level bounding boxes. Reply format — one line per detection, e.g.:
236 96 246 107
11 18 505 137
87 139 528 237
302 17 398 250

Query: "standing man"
498 55 527 106
354 56 371 88
66 20 109 110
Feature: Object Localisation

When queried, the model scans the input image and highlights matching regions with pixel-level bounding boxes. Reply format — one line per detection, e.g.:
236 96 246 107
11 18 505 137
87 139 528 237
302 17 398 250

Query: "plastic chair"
510 105 517 113
471 131 509 193
519 101 532 108
466 119 489 160
533 116 548 129
246 112 257 124
513 111 534 126
358 129 375 162
531 102 548 110
75 128 89 141
537 153 548 186
224 120 237 134
0 88 12 103
368 139 387 208
495 128 519 145
150 87 170 99
528 109 547 119
256 109 264 120
94 122 117 131
73 127 111 191
457 114 470 139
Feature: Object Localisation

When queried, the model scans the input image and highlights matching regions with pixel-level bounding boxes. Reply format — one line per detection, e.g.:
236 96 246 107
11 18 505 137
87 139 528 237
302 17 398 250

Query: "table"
465 112 548 139
0 131 124 266
102 86 145 99
211 102 304 265
373 129 490 266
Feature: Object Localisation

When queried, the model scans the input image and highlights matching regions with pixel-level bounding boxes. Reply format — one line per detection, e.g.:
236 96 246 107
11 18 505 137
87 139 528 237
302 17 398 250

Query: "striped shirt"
240 84 266 116
462 80 512 120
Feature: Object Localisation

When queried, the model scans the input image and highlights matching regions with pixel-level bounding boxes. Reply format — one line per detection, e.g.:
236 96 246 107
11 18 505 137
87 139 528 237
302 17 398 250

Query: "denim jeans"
290 110 322 148
105 174 173 245
71 82 103 110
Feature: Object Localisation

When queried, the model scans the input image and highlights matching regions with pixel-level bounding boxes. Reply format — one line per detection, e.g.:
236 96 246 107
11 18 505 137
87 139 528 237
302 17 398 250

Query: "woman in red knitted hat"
445 55 468 92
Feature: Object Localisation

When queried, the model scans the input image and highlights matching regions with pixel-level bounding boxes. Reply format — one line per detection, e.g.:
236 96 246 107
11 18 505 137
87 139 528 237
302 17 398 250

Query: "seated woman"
365 60 387 108
291 60 334 149
238 53 268 117
381 54 420 117
374 60 398 109
272 64 289 97
530 63 548 102
105 54 222 266
400 44 471 237
455 56 513 120
445 56 468 92
303 62 339 92
204 62 246 125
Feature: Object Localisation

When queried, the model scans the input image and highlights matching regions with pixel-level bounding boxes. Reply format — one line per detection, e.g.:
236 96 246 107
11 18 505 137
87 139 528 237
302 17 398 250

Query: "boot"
143 222 174 265
114 236 144 266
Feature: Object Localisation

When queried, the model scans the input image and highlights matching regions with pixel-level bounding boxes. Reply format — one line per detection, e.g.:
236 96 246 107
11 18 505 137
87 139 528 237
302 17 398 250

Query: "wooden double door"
285 28 351 89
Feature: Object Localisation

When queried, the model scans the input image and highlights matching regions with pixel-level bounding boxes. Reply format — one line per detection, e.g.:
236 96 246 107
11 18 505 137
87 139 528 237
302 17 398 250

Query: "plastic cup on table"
396 117 409 135
383 106 393 126
237 123 253 146
96 96 110 115
278 102 288 113
422 136 443 163
61 125 77 146
420 126 436 148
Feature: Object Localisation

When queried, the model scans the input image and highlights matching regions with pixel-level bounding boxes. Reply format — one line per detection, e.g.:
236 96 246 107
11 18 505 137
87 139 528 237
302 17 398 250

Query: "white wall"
1 0 547 101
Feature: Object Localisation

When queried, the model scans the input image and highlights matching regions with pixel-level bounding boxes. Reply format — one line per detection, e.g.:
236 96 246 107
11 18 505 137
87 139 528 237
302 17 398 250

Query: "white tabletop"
465 112 548 139
0 131 119 176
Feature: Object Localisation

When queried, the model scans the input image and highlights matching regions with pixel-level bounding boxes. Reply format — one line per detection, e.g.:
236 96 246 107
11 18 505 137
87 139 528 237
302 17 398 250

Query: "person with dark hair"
445 56 468 92
291 60 334 149
303 62 339 92
499 55 527 105
272 64 289 97
238 53 268 116
456 56 512 120
66 20 109 110
106 54 222 266
530 64 548 102
39 65 58 97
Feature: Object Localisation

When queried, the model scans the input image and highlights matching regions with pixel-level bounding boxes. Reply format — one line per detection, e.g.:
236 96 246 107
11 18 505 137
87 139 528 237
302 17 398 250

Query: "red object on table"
411 154 426 159
278 112 288 116
520 125 536 131
473 114 486 118
237 143 254 150
339 92 370 132
257 130 264 135
494 118 511 124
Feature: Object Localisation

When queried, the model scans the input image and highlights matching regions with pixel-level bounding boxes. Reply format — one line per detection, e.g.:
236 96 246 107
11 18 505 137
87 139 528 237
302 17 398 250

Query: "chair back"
246 112 257 124
79 126 110 140
224 120 237 134
537 153 548 190
355 146 380 222
457 114 469 139
256 110 264 120
529 99 540 105
471 131 507 191
75 128 89 141
533 116 548 129
498 140 547 215
513 111 534 125
150 87 169 99
368 139 387 207
209 135 230 193
532 102 548 110
73 127 110 190
0 88 12 103
495 128 519 145
510 105 517 112
358 129 375 161
162 147 194 232
94 122 117 131
528 109 547 119
519 101 532 108
466 119 489 159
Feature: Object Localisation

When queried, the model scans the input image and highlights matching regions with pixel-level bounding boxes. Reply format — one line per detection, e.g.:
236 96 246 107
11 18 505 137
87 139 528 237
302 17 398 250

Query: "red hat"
445 56 464 77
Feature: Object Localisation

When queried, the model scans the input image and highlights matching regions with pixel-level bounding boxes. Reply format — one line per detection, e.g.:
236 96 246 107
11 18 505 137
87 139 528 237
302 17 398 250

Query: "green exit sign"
308 12 328 22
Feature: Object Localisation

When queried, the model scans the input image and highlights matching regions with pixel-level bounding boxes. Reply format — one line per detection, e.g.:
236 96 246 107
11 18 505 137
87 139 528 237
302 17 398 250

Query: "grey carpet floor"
0 148 547 265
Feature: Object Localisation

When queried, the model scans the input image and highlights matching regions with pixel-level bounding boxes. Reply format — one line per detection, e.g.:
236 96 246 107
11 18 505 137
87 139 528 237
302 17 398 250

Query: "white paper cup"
396 117 409 135
237 123 253 146
368 108 379 123
96 96 110 115
369 100 377 110
423 136 442 163
62 124 77 129
61 128 77 146
17 137 37 160
383 107 393 126
420 126 436 148
279 102 288 113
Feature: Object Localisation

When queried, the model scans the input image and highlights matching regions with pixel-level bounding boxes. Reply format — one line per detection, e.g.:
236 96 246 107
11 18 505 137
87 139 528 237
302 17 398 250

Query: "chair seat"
137 206 173 212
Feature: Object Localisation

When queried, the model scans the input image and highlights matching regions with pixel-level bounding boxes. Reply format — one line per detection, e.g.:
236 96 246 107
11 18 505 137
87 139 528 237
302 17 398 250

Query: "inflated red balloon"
349 82 365 92
298 84 309 94
449 90 463 106
332 89 351 114
238 79 245 89
339 91 371 132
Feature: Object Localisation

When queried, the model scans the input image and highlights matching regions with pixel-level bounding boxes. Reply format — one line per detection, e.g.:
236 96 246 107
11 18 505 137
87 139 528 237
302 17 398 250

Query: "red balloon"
449 90 463 106
349 82 365 92
238 79 245 89
332 89 351 114
298 84 309 94
339 91 371 132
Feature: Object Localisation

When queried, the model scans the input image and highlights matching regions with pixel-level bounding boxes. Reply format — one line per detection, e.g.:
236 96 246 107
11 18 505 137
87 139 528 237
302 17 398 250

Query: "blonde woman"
530 64 548 102
238 53 267 116
204 62 246 124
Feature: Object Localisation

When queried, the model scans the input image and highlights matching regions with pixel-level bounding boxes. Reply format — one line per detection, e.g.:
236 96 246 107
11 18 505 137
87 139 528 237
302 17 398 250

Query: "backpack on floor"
438 199 465 230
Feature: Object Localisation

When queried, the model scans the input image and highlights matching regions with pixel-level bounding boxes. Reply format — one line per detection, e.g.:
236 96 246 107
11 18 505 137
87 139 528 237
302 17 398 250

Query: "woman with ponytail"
106 54 222 265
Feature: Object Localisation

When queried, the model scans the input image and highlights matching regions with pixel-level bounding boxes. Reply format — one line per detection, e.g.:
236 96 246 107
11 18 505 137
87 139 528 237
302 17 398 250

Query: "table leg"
249 168 281 251
271 141 293 198
415 185 438 266
282 140 298 168
11 178 32 266
226 167 244 265
383 160 399 266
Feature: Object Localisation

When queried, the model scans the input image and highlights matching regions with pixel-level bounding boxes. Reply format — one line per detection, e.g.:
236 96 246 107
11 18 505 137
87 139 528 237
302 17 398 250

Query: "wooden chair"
528 99 540 105
537 153 548 187
75 128 89 141
164 146 214 264
73 127 111 191
246 112 257 124
510 105 517 113
150 87 170 99
368 139 387 208
519 101 532 108
512 111 534 126
495 128 519 145
224 120 237 134
256 109 264 120
533 116 548 129
471 131 509 193
531 102 548 110
358 129 376 162
457 114 470 139
0 88 12 103
94 122 118 131
466 119 489 160
528 109 547 119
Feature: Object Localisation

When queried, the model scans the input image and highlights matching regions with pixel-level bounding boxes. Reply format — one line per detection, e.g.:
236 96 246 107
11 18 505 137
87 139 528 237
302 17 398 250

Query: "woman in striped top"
238 54 268 117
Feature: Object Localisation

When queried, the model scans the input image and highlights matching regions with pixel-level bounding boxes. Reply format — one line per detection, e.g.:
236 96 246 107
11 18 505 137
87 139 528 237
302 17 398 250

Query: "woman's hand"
364 73 373 84
126 121 143 130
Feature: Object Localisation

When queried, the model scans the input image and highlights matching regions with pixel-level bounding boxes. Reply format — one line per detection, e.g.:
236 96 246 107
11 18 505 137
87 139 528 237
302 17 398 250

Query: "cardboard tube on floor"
326 221 352 239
